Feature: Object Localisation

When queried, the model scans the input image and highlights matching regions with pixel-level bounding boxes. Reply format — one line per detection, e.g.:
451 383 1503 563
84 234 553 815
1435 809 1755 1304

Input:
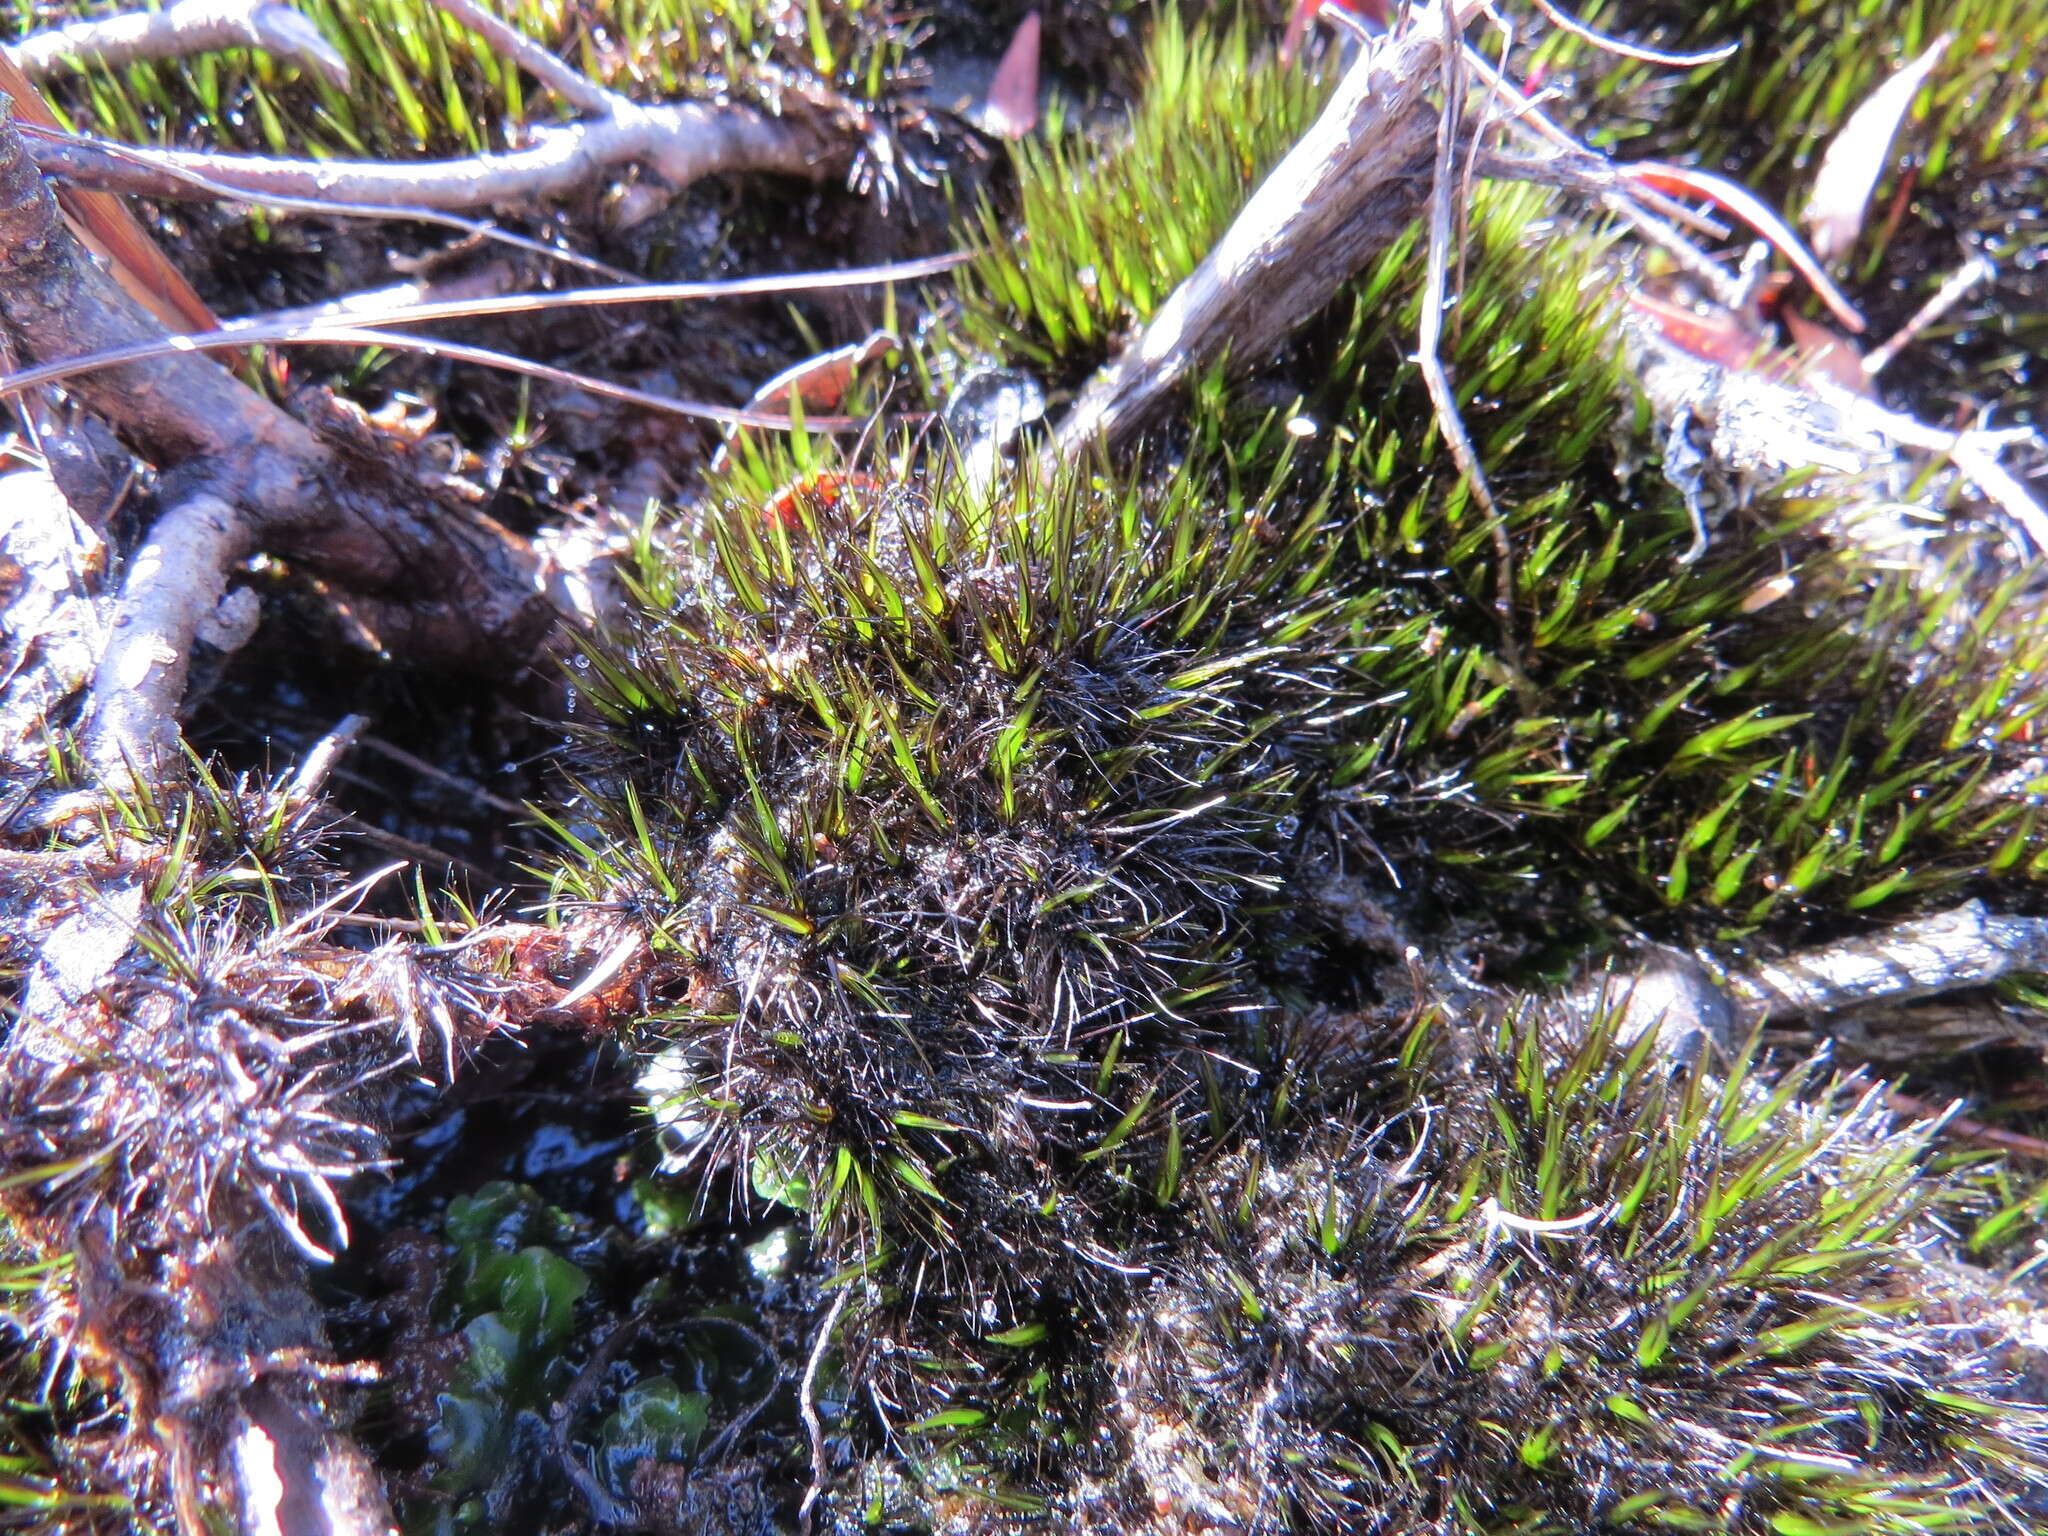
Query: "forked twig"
30 101 839 215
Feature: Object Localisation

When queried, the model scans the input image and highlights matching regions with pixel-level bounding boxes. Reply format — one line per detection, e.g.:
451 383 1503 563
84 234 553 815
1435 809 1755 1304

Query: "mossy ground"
3 1 2046 1532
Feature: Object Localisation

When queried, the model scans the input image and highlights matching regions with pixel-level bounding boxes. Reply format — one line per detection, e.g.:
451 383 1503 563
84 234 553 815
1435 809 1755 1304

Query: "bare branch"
0 97 558 778
0 97 320 478
1726 902 2048 1025
81 492 251 783
16 122 640 280
1054 2 1484 457
799 1287 852 1536
0 50 220 333
9 0 350 89
284 713 370 807
30 96 844 213
1820 382 2048 554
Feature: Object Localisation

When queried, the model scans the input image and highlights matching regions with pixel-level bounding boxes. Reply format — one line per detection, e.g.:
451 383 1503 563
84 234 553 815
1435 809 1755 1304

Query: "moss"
0 1229 131 1531
948 6 1335 377
1529 0 2048 184
542 443 1372 1305
8 1 2046 1528
1524 0 2048 419
0 750 515 1528
1163 179 2048 947
533 40 2048 1513
1114 1007 2048 1533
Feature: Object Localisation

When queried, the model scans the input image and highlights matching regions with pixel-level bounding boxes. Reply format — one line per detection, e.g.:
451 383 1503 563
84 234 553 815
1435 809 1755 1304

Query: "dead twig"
1820 384 2048 554
1725 902 2048 1027
0 256 967 432
0 50 219 334
20 0 847 218
15 121 640 281
1053 0 1482 457
350 731 526 818
0 96 557 788
550 1318 645 1526
8 0 349 87
284 714 370 808
8 320 887 433
29 80 843 214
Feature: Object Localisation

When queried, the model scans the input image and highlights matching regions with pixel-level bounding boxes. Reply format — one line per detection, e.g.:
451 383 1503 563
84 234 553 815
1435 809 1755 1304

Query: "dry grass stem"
1523 0 1738 68
1862 255 1992 377
1419 2 1519 662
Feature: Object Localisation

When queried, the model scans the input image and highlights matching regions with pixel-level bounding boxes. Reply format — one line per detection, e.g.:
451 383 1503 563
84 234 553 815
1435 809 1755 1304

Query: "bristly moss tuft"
1189 180 2048 945
948 7 1334 377
1112 1004 2048 1533
542 444 1390 1448
548 131 2048 1518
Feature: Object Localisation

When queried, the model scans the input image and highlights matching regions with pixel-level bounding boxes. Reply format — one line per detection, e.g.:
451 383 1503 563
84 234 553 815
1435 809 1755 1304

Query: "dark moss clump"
539 421 2048 1523
543 450 1370 1378
525 12 2048 1514
0 1231 130 1527
0 753 522 1530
